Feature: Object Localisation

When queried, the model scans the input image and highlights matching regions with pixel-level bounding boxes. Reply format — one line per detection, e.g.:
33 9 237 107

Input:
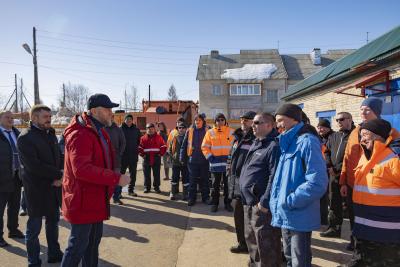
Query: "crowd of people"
0 93 399 267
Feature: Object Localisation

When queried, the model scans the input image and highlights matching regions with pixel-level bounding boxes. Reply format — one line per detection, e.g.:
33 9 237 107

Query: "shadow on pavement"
311 237 352 266
111 203 235 233
58 219 149 244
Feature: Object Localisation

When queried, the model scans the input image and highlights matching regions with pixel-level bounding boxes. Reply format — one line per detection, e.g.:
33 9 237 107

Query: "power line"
37 29 366 51
37 35 205 55
39 58 195 74
40 57 193 72
38 29 234 50
39 49 195 62
40 64 195 76
40 55 193 66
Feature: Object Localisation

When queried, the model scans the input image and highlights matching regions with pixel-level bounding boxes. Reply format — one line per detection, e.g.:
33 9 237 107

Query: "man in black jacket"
317 118 334 226
17 105 64 266
106 119 126 204
227 111 256 254
120 114 141 196
239 112 282 267
321 112 355 238
0 111 25 247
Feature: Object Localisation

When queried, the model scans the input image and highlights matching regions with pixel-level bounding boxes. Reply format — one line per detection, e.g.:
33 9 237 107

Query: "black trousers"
233 198 246 246
0 180 21 237
210 172 230 206
121 159 138 192
143 163 161 190
328 175 344 227
244 205 282 267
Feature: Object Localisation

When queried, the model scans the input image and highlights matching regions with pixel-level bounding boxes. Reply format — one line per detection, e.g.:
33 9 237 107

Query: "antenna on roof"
366 32 369 44
277 40 280 51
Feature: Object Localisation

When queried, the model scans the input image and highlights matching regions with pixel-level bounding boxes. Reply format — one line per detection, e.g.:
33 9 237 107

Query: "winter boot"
320 226 341 238
182 186 189 201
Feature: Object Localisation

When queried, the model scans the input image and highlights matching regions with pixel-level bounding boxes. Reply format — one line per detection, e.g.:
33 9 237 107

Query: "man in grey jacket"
105 118 126 205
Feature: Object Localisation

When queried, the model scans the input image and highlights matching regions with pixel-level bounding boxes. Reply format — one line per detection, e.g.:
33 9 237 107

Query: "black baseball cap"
240 111 257 120
87 94 119 110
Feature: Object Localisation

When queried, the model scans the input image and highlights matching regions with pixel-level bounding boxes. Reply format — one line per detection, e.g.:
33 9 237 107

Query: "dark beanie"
318 119 331 129
275 104 302 122
360 119 391 140
361 97 383 117
214 113 226 121
125 114 133 120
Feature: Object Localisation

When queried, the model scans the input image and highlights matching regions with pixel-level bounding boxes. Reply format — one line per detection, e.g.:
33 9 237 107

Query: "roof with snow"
221 64 277 81
196 49 288 82
197 49 353 83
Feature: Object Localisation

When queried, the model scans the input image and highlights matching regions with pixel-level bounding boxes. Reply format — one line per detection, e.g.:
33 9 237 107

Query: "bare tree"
58 82 91 114
167 84 178 101
126 84 140 111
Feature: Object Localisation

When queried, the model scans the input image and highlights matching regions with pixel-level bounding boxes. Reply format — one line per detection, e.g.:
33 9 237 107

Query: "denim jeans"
25 210 61 267
282 228 312 267
61 222 103 267
113 185 122 201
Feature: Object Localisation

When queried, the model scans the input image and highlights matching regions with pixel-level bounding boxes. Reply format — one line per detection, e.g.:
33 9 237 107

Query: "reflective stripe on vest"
355 216 400 230
210 162 227 167
354 185 400 196
377 153 397 166
143 148 160 152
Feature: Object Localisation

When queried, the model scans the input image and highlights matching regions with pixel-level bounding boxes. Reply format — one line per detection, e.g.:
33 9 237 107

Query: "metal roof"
282 25 400 100
281 50 355 81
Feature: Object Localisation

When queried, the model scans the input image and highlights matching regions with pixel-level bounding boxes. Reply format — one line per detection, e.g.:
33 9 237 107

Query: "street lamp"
22 27 40 105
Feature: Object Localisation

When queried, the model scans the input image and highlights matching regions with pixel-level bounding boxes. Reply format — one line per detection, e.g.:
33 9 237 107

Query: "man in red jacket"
61 94 130 267
139 123 167 193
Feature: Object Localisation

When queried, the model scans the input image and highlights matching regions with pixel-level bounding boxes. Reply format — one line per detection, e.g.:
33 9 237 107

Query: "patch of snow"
221 64 277 80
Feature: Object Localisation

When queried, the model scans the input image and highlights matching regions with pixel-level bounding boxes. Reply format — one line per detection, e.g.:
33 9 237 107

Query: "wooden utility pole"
148 84 151 108
33 27 40 104
14 74 18 113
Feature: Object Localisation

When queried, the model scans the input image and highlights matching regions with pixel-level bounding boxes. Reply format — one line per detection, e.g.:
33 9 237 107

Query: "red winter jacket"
62 113 120 224
139 133 166 166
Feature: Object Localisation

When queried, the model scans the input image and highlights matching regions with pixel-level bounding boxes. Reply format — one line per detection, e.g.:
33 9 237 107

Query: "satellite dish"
156 106 167 114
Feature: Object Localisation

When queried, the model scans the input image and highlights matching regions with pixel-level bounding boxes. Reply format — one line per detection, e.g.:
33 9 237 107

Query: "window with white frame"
230 84 261 96
265 89 279 103
212 84 223 95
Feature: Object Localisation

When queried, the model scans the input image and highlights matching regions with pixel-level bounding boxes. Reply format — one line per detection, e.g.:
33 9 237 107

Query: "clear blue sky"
0 0 399 108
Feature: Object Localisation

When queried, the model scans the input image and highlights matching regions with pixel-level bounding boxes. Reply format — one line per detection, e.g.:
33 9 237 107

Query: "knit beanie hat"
275 104 302 122
125 114 133 120
361 97 383 118
318 119 331 129
360 119 391 140
214 113 226 121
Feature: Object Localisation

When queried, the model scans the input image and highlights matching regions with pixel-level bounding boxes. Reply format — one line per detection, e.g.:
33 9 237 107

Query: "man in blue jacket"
270 104 328 267
239 112 282 267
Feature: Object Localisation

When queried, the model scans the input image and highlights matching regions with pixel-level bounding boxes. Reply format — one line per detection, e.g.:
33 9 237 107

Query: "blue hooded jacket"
269 122 328 232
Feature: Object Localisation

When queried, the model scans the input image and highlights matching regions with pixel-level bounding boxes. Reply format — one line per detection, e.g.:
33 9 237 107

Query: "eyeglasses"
216 118 225 122
253 120 265 125
178 127 186 129
336 117 349 122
